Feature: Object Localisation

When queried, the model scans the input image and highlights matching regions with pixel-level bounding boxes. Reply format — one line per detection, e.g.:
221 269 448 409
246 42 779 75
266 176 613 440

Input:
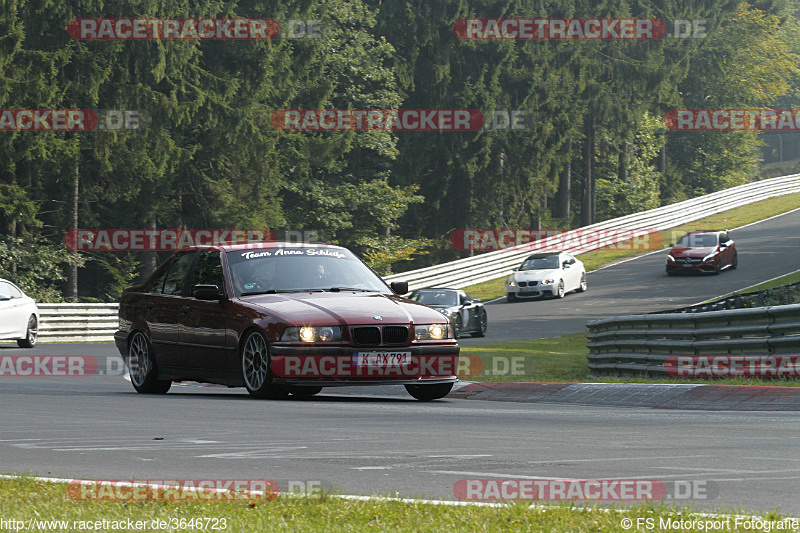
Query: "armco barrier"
585 304 800 376
385 173 800 291
37 303 118 343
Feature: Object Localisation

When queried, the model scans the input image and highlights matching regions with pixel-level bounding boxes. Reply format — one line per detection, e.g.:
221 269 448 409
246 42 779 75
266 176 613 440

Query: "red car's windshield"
226 247 390 296
677 234 718 247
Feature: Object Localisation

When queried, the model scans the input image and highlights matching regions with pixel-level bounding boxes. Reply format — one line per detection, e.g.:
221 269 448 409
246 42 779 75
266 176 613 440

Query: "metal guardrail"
385 173 800 291
38 303 118 343
586 304 800 377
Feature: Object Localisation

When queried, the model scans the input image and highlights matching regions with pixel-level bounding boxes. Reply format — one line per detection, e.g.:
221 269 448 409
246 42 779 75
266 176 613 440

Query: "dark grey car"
408 288 487 339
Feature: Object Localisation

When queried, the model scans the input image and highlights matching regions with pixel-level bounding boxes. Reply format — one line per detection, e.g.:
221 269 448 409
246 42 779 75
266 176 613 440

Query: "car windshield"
677 234 718 247
519 255 560 270
410 290 459 307
226 247 390 296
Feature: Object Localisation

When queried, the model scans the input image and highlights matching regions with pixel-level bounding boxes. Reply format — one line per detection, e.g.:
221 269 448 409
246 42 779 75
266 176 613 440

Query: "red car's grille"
382 326 409 344
351 326 409 346
352 326 382 345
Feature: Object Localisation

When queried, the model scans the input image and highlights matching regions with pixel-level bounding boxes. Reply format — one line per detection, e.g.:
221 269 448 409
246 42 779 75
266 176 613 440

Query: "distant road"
459 207 800 345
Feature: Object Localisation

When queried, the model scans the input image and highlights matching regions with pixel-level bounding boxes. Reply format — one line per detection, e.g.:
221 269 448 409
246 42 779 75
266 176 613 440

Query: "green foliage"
596 113 664 218
666 2 800 199
90 253 141 302
0 236 85 301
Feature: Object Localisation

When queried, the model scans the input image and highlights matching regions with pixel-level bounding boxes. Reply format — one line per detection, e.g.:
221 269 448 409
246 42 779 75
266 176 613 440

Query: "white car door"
0 281 21 337
562 255 581 292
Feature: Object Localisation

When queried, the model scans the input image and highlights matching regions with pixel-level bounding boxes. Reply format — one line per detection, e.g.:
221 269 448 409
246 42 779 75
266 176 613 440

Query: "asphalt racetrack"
460 206 800 345
2 207 800 514
2 360 800 514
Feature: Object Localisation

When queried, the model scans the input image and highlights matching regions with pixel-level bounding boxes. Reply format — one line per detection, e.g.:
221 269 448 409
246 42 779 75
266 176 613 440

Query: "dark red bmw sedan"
114 243 459 401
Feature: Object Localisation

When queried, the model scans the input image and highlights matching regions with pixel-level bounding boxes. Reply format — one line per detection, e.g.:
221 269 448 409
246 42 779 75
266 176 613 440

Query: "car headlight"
702 252 718 262
541 279 555 285
281 326 342 342
414 323 453 340
666 255 675 262
506 280 516 287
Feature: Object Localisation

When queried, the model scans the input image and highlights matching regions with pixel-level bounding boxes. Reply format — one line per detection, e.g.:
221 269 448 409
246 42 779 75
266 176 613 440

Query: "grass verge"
0 477 792 532
464 191 800 302
702 269 800 302
463 332 800 386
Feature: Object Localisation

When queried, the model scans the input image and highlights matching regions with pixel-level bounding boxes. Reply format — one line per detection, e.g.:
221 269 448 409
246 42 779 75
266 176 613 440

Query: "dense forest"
1 0 799 301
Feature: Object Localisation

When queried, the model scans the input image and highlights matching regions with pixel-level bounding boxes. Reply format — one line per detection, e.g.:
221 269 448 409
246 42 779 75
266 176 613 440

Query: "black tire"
473 309 487 337
554 280 565 299
127 331 171 394
241 330 287 399
405 382 454 401
713 261 721 275
16 315 37 348
576 273 587 293
506 293 516 303
453 314 463 339
731 253 738 270
289 386 323 398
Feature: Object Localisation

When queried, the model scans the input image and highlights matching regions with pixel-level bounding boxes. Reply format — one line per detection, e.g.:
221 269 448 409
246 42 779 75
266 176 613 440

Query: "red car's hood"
670 246 716 257
240 291 445 326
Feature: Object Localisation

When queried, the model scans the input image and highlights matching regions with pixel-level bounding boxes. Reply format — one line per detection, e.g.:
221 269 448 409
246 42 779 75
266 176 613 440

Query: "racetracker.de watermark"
0 109 144 132
0 355 125 377
665 355 800 377
63 229 276 251
452 18 707 40
450 228 663 253
458 355 531 378
270 109 531 131
67 18 280 40
665 109 800 132
454 478 718 502
272 354 459 378
67 479 279 501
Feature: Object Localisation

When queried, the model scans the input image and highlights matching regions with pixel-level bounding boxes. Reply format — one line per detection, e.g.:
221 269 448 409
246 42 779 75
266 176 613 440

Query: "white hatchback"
505 252 587 303
0 278 39 347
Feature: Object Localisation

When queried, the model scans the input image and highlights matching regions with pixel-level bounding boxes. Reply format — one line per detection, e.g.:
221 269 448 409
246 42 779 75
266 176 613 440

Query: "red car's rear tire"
127 331 171 394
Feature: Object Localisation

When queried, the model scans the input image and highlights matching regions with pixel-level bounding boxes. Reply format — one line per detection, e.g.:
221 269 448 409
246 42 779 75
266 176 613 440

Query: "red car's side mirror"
390 281 408 295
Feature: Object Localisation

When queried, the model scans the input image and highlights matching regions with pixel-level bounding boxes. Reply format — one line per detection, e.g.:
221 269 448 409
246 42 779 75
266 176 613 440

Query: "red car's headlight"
281 326 342 342
414 323 453 340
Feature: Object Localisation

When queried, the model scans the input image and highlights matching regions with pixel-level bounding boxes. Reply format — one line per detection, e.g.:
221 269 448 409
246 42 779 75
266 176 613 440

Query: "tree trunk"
9 219 16 276
142 215 158 281
384 225 391 274
581 122 595 226
557 137 572 221
68 160 79 301
618 141 628 182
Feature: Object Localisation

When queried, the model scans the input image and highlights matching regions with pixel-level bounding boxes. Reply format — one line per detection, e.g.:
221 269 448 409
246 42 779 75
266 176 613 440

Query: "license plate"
353 352 412 367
